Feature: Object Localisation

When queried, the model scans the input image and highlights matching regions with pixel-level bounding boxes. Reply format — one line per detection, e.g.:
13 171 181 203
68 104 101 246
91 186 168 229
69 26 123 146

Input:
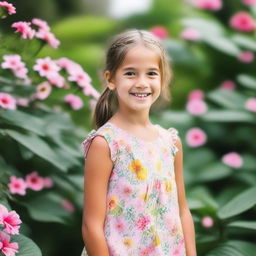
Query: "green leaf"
182 17 224 36
207 89 246 109
232 34 256 51
204 36 240 56
187 186 218 210
4 129 68 171
53 16 116 42
227 221 256 230
22 192 71 224
201 110 256 123
237 74 256 90
206 240 256 256
197 162 232 182
218 186 256 219
13 234 42 256
0 110 45 136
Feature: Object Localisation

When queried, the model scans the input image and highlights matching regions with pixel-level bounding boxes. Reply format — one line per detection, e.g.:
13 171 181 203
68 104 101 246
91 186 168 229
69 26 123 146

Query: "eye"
148 71 158 76
124 71 135 76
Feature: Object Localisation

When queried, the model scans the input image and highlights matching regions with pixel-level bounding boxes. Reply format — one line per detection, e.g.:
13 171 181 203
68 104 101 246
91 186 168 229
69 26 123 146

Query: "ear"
104 70 115 90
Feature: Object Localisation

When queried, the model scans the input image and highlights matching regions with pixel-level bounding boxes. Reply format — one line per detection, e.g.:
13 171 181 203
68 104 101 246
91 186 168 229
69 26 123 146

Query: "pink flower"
1 54 28 80
186 128 207 147
0 93 16 110
68 71 92 88
13 67 28 79
32 18 50 31
25 171 44 191
8 176 27 196
230 12 255 32
181 28 201 40
219 80 236 90
16 98 29 107
56 58 83 74
0 204 22 235
140 246 155 256
190 0 222 10
188 89 204 100
202 216 214 228
222 152 243 168
11 21 35 39
171 244 184 256
43 177 54 188
82 85 100 99
0 231 19 256
33 57 60 77
0 1 16 17
150 26 169 39
245 97 256 112
47 72 65 88
136 216 150 230
238 51 254 63
114 218 126 232
186 99 207 115
1 55 24 70
61 199 75 212
64 94 83 110
242 0 256 6
35 30 60 49
36 82 52 100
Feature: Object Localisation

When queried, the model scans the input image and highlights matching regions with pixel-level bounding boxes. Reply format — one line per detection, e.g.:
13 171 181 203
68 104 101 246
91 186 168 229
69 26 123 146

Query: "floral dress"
81 122 186 256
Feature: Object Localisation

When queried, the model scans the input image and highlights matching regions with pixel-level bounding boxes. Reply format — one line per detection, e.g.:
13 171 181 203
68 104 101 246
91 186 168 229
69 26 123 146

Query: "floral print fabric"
82 122 186 256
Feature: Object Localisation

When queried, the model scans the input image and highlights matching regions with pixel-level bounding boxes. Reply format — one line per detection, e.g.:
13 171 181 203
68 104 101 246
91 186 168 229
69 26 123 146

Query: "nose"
135 75 148 88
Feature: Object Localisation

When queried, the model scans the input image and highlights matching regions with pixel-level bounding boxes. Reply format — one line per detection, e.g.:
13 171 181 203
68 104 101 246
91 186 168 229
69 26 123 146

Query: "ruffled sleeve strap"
81 128 118 162
168 127 179 156
81 129 97 159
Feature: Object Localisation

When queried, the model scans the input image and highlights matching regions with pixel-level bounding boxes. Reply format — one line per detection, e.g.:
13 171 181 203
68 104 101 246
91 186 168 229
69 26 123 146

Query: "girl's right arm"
82 136 113 256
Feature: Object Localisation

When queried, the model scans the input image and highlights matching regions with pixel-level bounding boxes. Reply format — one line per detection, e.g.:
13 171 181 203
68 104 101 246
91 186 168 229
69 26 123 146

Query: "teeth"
132 93 150 97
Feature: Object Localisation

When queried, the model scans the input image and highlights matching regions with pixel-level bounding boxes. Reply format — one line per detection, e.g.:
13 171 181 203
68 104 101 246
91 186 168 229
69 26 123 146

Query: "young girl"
81 29 197 256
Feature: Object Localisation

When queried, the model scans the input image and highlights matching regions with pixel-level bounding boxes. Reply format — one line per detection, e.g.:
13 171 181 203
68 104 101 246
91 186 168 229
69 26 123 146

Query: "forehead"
119 45 160 69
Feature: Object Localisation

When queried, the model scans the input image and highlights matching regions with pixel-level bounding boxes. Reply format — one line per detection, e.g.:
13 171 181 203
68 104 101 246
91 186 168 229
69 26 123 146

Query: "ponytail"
93 87 117 129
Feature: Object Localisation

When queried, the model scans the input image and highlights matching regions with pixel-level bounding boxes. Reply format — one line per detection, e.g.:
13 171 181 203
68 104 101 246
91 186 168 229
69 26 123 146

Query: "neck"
112 108 151 127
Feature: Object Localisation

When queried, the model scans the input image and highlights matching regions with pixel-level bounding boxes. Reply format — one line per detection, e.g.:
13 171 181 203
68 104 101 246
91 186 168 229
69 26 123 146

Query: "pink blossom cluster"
11 18 60 48
150 26 169 39
0 1 16 18
245 97 256 112
1 54 29 80
238 51 254 63
186 89 208 115
8 172 54 196
219 80 236 90
32 18 60 48
222 152 243 168
186 127 207 147
242 0 256 6
0 204 21 256
57 57 100 99
64 94 84 110
189 0 222 11
0 93 16 110
230 12 255 32
202 216 214 228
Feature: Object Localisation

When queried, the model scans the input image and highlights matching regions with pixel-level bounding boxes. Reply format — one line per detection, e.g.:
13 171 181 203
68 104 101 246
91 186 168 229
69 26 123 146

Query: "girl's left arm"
174 136 197 256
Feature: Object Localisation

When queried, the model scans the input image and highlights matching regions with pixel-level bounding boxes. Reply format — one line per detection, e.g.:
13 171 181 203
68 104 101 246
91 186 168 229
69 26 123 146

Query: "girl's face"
105 45 161 113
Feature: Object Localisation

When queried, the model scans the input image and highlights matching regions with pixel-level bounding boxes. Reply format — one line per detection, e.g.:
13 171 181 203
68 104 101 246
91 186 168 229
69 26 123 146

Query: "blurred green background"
0 0 256 255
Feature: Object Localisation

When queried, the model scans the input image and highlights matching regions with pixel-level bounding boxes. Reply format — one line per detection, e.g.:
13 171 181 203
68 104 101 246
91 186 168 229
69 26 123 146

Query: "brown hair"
93 29 172 129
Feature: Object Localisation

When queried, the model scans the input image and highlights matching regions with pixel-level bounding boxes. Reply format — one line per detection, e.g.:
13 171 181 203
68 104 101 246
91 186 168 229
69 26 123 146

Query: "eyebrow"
122 67 160 71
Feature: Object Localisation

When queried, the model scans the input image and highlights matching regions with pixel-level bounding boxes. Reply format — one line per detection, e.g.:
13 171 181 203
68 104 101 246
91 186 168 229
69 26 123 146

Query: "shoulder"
81 123 119 162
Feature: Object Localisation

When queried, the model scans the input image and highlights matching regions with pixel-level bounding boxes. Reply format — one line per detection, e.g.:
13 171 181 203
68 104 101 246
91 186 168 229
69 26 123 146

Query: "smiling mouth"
129 93 151 98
